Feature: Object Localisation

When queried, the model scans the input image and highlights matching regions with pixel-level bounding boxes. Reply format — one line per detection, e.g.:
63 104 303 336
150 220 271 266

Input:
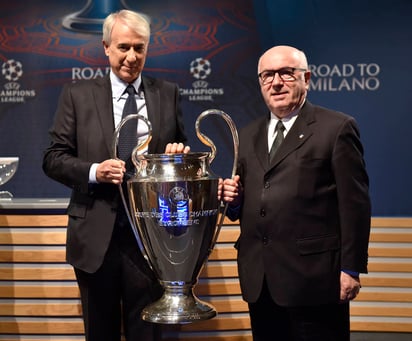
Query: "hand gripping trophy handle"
195 109 239 251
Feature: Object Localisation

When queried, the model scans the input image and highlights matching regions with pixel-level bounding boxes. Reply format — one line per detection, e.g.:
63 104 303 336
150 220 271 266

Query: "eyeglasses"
258 67 307 84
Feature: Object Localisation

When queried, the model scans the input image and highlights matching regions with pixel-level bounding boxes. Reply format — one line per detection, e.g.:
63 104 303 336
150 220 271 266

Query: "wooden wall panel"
1 214 412 340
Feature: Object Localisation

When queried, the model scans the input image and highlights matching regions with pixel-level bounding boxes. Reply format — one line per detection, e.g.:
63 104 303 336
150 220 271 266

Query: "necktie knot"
125 84 136 96
275 120 285 134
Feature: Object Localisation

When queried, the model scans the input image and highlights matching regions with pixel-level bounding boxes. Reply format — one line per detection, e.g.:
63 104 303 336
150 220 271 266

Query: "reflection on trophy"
113 109 238 324
0 157 19 199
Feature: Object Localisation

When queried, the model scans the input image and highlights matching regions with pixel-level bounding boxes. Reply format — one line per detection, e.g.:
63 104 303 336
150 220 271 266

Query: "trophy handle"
195 109 239 250
111 108 152 256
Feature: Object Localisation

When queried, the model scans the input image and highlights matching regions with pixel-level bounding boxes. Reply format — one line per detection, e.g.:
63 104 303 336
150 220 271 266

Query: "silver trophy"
112 109 238 324
0 157 19 199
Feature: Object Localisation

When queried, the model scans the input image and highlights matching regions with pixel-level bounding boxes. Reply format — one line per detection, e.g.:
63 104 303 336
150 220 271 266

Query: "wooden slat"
350 306 412 317
208 247 237 260
371 217 412 228
0 267 75 280
210 299 248 313
197 281 241 296
0 231 66 245
0 284 80 298
351 321 412 333
0 215 68 227
360 277 412 287
355 291 412 302
367 262 412 272
201 263 238 278
368 247 412 257
0 249 66 262
369 232 412 242
0 320 84 334
0 302 81 316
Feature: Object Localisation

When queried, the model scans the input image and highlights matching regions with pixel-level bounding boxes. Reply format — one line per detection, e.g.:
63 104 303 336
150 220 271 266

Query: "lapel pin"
299 134 304 139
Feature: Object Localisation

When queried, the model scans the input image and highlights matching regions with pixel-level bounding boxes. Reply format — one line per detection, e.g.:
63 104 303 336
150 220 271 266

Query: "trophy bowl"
0 157 19 199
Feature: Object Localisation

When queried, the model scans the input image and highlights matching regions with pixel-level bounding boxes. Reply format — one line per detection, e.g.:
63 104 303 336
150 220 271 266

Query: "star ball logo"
2 59 23 81
180 57 224 102
1 59 36 103
190 58 211 80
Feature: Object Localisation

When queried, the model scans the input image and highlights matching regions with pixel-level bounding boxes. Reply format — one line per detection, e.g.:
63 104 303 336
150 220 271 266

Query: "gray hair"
102 10 150 44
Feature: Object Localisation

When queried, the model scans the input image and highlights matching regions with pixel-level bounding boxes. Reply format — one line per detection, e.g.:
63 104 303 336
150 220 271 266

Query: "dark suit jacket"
230 101 371 306
43 74 187 273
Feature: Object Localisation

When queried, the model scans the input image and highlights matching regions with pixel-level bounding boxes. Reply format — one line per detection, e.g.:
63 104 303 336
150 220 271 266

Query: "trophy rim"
0 157 19 164
137 151 210 159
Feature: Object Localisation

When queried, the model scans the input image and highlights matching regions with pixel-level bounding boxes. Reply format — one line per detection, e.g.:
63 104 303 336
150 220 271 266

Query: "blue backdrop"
0 0 411 216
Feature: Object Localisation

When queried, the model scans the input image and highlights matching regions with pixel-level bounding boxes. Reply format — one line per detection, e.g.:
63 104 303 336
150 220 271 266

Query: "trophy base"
141 285 216 324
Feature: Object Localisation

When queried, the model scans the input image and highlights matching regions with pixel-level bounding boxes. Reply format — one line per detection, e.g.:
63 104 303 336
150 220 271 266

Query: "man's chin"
119 71 139 83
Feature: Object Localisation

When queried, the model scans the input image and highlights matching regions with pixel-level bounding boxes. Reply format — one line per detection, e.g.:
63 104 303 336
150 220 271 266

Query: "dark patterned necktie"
118 84 138 161
269 120 285 163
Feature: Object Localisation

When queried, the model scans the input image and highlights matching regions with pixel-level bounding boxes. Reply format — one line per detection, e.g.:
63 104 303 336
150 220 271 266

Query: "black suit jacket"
43 74 187 273
231 101 371 306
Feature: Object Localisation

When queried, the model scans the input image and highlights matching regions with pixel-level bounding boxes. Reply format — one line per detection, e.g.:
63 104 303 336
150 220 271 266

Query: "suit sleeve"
42 83 93 193
332 117 371 273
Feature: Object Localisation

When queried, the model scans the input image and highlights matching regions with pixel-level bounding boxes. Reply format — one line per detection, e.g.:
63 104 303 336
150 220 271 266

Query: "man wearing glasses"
221 45 371 340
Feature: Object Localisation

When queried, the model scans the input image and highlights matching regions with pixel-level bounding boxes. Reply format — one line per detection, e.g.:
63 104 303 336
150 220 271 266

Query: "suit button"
264 182 270 189
262 236 268 245
260 209 266 217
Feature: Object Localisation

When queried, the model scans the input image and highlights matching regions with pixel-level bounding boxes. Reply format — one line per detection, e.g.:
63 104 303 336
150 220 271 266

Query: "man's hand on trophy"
222 175 243 207
96 159 126 185
165 142 191 154
218 178 223 201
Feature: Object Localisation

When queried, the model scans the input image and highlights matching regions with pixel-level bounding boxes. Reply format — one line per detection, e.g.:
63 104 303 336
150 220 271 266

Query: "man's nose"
272 72 284 85
126 48 137 61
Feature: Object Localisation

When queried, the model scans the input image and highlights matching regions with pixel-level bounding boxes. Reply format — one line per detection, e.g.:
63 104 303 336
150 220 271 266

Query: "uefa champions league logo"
169 186 189 207
0 59 36 103
180 57 224 102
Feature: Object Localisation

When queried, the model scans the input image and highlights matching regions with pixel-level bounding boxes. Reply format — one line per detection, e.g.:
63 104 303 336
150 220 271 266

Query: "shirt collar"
269 100 305 134
110 71 142 101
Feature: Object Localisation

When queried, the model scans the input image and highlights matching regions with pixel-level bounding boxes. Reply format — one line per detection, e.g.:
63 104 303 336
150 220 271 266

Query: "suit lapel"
92 75 115 157
142 77 160 153
252 117 272 170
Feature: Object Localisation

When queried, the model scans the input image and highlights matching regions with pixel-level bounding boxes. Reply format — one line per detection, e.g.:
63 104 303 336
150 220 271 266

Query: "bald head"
258 45 308 75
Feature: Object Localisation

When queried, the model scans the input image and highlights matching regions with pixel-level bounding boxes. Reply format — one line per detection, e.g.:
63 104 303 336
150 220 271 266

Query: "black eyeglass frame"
258 67 307 84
